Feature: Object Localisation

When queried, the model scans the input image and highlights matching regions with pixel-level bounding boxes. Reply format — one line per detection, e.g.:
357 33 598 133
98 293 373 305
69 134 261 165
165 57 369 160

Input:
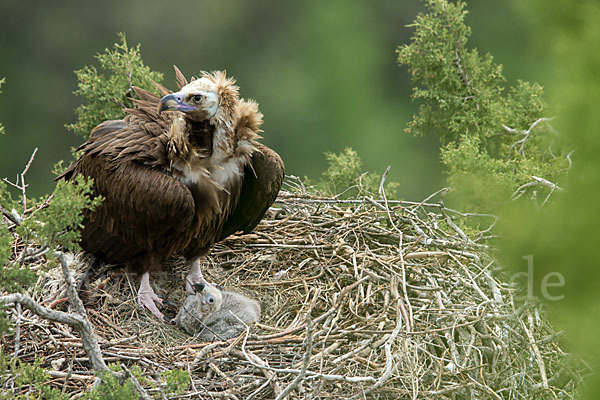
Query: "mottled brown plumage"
59 67 284 318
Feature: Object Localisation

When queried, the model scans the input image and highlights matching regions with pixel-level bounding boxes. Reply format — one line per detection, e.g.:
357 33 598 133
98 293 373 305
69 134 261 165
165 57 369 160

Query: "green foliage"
0 179 19 212
0 219 36 293
78 364 188 399
398 0 570 210
0 78 5 135
161 368 190 396
66 33 163 138
79 365 137 400
0 220 12 268
440 135 516 209
0 221 13 332
316 148 399 199
0 266 36 295
0 184 35 333
16 175 102 253
0 354 67 400
0 173 101 332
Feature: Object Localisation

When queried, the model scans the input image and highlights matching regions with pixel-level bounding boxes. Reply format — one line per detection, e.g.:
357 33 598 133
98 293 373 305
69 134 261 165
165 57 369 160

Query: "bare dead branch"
504 117 555 160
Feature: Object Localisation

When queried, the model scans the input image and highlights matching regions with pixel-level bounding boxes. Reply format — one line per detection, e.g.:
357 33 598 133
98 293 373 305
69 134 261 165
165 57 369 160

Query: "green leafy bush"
0 176 101 334
0 215 36 296
317 148 399 199
16 175 102 253
398 0 570 210
0 78 5 135
161 368 190 396
0 355 67 400
0 214 17 330
78 365 189 399
79 365 137 400
66 33 163 138
0 218 12 269
1 153 101 337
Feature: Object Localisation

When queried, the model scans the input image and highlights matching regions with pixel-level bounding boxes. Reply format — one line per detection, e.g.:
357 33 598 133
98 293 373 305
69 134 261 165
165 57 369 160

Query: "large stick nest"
1 177 586 399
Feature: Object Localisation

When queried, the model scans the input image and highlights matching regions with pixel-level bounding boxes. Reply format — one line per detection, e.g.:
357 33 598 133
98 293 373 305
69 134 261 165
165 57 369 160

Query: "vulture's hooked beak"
158 92 197 114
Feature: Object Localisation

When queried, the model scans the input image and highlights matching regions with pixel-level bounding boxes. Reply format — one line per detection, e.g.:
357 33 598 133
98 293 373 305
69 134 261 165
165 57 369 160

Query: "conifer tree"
397 0 571 210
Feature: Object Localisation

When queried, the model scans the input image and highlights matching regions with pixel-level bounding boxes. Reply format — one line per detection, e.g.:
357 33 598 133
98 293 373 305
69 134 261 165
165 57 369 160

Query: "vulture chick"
59 67 284 319
175 283 261 340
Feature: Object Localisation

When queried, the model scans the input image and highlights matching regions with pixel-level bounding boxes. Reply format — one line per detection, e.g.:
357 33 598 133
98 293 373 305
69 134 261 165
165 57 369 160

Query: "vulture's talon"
137 271 165 319
138 294 165 319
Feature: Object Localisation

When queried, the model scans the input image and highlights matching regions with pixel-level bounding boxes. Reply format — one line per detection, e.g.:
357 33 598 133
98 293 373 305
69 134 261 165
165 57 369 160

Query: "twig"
0 204 20 226
398 235 414 334
531 175 562 191
350 277 405 399
454 48 480 111
565 150 574 175
504 117 555 160
20 148 38 212
274 318 314 400
47 370 96 380
3 148 38 214
231 351 376 385
121 363 153 400
512 175 562 201
378 166 391 198
520 310 549 389
232 343 283 398
378 166 402 236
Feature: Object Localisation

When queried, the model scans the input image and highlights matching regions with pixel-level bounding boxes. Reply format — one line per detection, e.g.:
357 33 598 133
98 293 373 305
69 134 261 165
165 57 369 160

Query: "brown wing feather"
76 153 196 268
218 142 284 241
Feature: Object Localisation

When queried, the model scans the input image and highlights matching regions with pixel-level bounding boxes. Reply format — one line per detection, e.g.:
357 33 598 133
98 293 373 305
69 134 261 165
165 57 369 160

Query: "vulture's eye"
193 94 203 103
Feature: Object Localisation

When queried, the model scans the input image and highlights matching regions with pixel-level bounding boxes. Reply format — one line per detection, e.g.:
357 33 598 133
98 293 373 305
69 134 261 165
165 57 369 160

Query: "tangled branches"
0 176 586 399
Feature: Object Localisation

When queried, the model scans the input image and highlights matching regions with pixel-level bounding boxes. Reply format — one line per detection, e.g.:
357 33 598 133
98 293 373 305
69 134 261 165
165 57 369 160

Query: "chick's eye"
208 297 214 304
193 94 203 102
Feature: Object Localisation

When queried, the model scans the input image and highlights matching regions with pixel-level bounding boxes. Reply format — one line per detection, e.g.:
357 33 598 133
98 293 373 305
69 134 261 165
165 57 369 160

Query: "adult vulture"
59 67 284 319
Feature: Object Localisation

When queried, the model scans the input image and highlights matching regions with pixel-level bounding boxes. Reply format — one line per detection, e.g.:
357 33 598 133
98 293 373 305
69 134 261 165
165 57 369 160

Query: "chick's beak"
157 92 196 114
192 283 205 293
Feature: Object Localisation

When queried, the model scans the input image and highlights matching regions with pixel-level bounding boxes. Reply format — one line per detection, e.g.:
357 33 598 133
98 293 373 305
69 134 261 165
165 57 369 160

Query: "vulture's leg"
185 256 211 294
137 271 165 319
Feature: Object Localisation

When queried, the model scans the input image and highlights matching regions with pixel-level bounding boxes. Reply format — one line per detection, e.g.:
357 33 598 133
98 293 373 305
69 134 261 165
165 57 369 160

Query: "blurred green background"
0 0 542 200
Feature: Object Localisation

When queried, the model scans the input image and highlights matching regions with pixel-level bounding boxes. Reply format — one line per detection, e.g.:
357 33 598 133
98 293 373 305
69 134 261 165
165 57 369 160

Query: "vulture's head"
158 71 239 127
